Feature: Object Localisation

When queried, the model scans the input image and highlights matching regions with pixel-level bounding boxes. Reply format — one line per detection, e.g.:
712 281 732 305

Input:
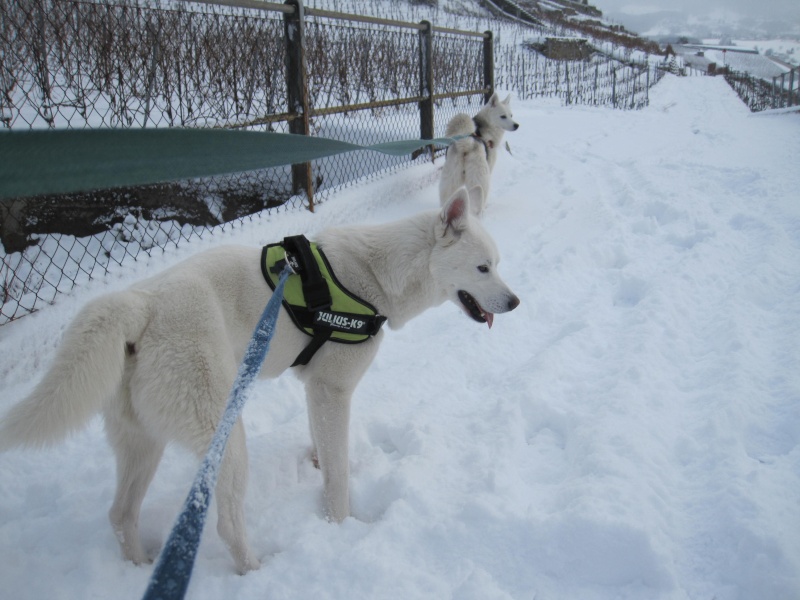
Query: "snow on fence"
0 0 662 325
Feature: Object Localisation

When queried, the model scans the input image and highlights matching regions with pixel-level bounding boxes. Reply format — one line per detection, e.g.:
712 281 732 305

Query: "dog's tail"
445 113 476 137
0 290 151 451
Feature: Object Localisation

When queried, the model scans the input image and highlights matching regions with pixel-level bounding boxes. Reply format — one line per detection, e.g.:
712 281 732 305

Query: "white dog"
439 93 519 217
0 187 519 574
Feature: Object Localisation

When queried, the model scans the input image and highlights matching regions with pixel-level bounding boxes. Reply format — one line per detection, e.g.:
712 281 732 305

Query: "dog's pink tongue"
486 312 494 329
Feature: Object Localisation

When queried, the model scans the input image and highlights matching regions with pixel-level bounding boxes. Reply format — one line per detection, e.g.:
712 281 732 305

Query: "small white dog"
0 187 519 574
439 93 519 217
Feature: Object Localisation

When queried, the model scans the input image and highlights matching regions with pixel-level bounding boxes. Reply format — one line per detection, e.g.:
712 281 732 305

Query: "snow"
709 39 800 69
701 49 789 80
1 74 799 600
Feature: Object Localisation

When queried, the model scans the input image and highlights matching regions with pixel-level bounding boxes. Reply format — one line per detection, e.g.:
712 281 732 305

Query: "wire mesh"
0 0 489 324
303 15 425 207
0 0 666 325
495 41 665 109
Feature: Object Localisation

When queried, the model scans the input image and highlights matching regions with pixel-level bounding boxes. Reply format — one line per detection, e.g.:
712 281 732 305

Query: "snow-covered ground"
1 75 799 600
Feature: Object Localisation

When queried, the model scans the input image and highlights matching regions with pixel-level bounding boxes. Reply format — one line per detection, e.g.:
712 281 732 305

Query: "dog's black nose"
513 123 519 130
508 295 520 311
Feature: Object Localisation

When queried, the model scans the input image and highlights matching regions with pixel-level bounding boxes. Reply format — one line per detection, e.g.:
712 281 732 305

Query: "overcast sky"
591 0 800 22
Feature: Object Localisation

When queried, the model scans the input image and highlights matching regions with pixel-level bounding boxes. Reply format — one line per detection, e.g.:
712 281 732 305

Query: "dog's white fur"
0 188 519 574
439 93 519 217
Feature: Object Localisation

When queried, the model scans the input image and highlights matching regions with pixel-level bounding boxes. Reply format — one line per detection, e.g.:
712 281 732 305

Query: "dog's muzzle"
458 290 491 328
458 290 520 329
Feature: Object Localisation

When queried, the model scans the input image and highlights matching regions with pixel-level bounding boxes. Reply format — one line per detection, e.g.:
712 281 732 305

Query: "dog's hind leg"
215 417 260 574
105 399 166 566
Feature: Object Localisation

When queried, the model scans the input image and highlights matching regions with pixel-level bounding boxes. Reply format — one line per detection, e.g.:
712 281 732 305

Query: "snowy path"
501 76 800 599
1 75 799 600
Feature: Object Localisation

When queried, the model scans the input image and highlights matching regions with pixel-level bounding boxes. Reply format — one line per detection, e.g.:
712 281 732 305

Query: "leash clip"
283 249 301 275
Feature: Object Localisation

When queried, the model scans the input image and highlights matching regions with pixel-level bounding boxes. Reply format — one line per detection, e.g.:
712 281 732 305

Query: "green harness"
261 235 387 366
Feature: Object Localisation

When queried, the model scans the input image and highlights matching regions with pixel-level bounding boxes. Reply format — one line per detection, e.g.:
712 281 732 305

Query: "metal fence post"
612 68 617 109
483 30 494 103
418 20 434 155
283 0 314 211
34 1 55 127
780 73 787 108
772 77 777 109
143 22 161 127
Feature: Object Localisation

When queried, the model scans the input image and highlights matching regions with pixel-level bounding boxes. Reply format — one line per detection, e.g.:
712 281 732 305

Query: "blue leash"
142 266 292 600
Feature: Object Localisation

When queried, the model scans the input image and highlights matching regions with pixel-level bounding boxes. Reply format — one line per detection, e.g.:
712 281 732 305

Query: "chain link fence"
1 0 666 325
0 0 490 324
496 41 664 109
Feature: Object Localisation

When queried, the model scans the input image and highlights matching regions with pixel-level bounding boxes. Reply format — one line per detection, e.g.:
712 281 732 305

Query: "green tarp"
0 129 456 199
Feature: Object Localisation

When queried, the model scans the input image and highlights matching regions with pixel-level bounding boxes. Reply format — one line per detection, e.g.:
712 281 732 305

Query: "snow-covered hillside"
1 75 799 600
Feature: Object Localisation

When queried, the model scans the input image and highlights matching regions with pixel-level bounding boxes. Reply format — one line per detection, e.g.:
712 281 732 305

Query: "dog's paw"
235 554 261 575
307 447 320 469
120 542 154 567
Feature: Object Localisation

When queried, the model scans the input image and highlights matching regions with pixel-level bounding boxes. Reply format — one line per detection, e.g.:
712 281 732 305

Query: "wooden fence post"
143 21 161 127
483 30 494 103
418 20 434 159
772 76 778 109
283 0 314 211
780 73 787 108
612 68 617 109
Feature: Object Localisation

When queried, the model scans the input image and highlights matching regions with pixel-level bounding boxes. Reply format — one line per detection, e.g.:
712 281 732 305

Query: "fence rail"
0 0 664 325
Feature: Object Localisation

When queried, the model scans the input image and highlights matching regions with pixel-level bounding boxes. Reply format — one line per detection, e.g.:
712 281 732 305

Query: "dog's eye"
478 265 490 273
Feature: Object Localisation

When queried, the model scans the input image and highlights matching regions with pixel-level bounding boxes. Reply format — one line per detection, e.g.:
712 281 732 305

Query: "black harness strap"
282 235 332 312
292 329 332 367
471 116 491 160
281 235 334 367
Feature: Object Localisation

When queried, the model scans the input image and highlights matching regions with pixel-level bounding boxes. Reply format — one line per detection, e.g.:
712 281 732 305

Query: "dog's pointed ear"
438 187 470 240
503 93 512 105
467 185 484 209
488 92 500 107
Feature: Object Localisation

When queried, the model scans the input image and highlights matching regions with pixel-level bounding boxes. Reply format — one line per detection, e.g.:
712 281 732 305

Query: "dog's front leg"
305 379 352 522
